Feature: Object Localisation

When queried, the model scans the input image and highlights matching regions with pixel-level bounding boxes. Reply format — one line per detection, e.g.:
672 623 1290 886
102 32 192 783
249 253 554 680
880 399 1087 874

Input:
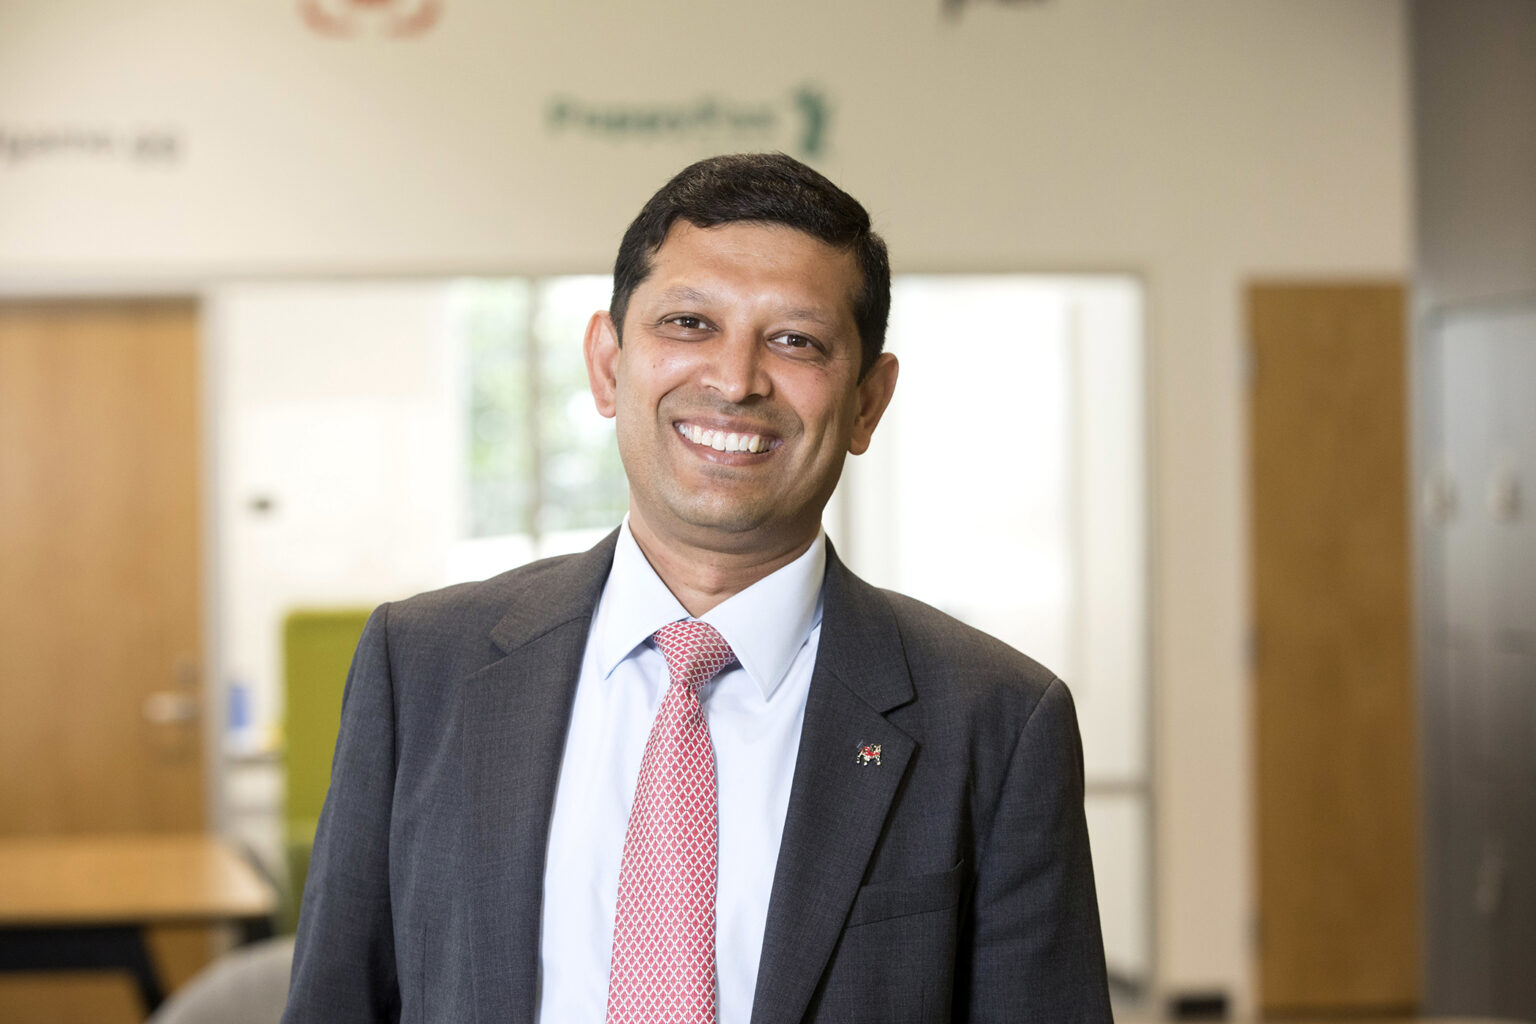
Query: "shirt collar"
591 518 826 701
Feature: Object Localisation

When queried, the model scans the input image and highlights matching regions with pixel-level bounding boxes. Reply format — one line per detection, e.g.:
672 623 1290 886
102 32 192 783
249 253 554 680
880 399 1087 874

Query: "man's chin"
676 504 772 538
667 499 816 553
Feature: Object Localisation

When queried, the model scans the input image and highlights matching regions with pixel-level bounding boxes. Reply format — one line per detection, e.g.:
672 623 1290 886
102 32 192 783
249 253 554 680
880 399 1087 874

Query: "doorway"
1247 282 1418 1015
0 299 210 1021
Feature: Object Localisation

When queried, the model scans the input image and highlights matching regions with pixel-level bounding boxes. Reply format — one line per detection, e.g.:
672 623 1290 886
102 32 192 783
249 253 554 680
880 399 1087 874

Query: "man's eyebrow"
776 307 838 328
649 286 842 328
652 285 715 305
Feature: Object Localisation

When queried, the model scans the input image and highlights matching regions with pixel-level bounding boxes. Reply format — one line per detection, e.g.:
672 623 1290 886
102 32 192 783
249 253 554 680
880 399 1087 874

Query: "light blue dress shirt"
537 521 827 1024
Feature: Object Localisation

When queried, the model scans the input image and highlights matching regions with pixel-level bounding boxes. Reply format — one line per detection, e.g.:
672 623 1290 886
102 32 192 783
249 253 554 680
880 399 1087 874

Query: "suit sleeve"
957 677 1113 1023
282 603 402 1024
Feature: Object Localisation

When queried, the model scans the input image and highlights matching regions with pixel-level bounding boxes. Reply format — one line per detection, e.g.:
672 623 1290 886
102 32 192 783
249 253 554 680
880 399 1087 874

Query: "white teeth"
679 424 768 453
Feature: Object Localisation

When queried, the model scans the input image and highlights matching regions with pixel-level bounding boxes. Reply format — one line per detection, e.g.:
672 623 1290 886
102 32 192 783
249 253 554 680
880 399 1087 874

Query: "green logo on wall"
546 85 830 160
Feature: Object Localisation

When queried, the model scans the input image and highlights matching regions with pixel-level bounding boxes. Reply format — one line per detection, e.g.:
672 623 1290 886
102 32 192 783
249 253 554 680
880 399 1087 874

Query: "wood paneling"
1248 283 1419 1014
0 300 209 1023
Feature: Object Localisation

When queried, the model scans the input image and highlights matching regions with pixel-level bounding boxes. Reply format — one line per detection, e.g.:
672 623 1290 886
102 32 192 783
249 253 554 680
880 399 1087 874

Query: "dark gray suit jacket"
283 532 1111 1023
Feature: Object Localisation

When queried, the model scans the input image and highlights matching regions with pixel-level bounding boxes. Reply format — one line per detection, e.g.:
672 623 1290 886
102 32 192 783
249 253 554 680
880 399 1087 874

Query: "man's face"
585 220 898 558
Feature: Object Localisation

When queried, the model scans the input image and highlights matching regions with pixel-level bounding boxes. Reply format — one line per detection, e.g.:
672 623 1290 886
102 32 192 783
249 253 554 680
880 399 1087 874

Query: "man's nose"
702 331 770 404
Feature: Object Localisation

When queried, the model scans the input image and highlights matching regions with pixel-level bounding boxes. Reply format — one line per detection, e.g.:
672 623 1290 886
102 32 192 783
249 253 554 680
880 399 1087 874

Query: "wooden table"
0 834 277 1013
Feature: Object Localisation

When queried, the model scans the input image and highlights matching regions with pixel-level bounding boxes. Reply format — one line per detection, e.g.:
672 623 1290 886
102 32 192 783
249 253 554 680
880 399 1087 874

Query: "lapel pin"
855 743 882 766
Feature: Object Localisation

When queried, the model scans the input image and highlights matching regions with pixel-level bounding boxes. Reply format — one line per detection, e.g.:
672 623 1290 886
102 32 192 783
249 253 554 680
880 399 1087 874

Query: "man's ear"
847 352 899 455
584 310 621 419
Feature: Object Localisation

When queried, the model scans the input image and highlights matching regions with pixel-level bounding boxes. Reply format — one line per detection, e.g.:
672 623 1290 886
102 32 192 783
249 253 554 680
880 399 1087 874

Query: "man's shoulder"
877 586 1056 684
378 535 617 650
390 549 583 616
828 572 1077 763
825 552 1059 691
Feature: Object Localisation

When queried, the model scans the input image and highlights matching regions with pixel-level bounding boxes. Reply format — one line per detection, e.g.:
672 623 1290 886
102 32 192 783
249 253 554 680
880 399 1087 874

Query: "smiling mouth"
676 422 776 454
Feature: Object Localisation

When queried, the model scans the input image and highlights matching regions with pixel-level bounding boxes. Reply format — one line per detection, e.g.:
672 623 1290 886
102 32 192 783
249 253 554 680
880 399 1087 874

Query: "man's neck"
625 514 818 618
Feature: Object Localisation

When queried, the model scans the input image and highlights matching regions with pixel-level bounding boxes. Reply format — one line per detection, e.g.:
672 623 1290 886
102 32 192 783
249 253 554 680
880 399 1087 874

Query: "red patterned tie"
606 620 734 1024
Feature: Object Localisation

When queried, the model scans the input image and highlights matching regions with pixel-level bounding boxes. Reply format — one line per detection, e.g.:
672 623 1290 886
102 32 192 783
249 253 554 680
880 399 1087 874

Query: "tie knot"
651 620 734 695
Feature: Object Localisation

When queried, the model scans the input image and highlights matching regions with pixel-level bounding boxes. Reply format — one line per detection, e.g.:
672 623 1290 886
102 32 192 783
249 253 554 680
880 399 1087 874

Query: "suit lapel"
751 548 915 1024
462 533 617 1024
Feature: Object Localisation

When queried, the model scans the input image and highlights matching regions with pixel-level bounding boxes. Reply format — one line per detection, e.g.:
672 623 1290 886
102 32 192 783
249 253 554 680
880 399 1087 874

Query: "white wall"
208 281 459 874
0 0 1412 1008
210 283 459 729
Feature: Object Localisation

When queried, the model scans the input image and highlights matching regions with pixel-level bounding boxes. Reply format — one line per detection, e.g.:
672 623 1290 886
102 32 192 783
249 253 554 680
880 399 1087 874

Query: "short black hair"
609 152 890 378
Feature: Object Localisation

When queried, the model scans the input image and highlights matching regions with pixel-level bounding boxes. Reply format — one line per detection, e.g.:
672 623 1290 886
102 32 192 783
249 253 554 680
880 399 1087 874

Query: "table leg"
237 913 274 945
0 925 166 1013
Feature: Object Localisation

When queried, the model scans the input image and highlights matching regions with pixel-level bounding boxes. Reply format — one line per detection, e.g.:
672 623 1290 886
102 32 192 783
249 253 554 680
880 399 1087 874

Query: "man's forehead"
658 219 857 269
634 221 861 317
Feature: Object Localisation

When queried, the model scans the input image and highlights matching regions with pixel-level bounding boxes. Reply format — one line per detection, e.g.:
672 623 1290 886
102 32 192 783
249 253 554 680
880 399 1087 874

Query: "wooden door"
1248 283 1419 1015
0 300 209 1021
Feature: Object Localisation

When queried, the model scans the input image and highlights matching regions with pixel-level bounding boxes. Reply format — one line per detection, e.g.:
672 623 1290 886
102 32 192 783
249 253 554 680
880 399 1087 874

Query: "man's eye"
664 315 707 330
774 332 824 354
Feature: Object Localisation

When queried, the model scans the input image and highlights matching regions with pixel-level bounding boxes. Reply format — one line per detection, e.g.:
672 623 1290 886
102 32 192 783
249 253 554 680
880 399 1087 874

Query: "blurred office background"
0 0 1531 1021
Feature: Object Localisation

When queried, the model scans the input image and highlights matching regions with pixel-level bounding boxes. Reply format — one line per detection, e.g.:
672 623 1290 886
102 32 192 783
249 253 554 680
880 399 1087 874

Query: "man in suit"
283 153 1111 1023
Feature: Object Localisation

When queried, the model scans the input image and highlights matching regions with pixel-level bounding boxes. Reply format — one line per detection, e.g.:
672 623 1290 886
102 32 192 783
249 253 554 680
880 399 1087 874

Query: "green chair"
280 608 372 932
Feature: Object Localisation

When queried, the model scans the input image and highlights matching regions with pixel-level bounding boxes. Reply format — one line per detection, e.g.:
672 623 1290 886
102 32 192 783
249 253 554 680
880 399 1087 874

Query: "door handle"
143 690 200 724
144 656 202 725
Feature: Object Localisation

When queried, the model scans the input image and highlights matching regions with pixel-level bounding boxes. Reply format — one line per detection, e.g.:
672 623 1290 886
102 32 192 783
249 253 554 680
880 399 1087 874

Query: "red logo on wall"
299 0 442 38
